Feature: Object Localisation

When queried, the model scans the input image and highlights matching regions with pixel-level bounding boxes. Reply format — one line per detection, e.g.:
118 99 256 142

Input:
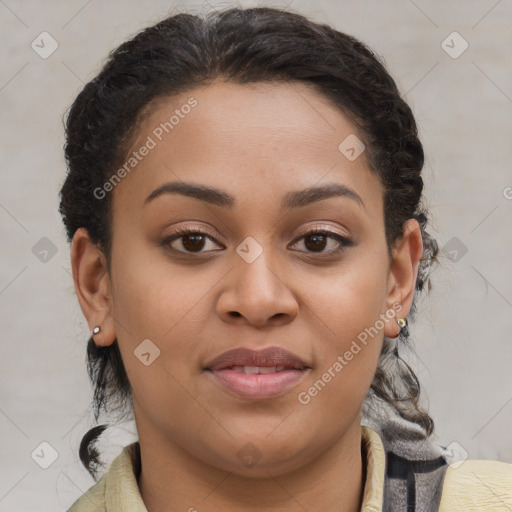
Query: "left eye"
161 228 351 255
289 229 351 255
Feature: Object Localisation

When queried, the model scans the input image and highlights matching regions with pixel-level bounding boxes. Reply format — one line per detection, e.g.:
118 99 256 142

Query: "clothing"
67 400 512 511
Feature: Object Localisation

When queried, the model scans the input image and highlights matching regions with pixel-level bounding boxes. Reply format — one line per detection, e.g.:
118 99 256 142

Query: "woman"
59 6 512 511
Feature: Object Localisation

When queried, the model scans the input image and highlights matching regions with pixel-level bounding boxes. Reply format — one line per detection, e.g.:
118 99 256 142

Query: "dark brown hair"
59 6 439 479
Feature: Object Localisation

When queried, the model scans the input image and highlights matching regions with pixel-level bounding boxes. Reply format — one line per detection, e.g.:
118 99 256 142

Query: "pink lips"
204 346 311 400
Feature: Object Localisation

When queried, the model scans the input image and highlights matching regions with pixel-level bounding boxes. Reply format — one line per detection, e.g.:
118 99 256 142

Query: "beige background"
1 0 511 510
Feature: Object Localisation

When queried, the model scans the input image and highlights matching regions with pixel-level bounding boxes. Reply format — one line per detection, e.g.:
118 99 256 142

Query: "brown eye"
161 228 223 254
290 229 352 255
180 233 207 252
304 233 329 252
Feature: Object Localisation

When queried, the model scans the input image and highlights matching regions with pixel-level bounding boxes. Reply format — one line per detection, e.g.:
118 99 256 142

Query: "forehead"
111 80 383 221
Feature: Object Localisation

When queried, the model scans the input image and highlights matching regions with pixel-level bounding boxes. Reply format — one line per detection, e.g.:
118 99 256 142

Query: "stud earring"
388 317 409 339
397 317 409 337
92 326 101 335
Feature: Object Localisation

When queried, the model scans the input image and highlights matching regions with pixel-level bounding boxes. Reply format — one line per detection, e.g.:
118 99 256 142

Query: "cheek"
313 249 389 339
295 298 384 436
110 237 205 340
110 264 206 435
109 242 212 403
305 252 388 399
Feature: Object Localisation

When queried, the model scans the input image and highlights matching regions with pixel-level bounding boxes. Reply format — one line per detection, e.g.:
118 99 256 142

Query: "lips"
204 346 310 372
204 346 311 400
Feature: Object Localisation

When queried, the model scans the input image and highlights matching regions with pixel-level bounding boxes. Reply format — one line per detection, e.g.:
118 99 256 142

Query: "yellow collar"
360 425 386 511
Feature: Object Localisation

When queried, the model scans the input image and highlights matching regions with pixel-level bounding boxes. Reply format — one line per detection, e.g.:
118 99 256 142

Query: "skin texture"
71 80 423 512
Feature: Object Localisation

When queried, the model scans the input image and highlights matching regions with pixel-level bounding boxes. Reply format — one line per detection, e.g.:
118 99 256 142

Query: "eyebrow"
144 181 365 211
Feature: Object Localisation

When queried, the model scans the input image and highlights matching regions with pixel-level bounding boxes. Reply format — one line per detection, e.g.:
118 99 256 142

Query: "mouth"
222 365 302 373
204 346 311 400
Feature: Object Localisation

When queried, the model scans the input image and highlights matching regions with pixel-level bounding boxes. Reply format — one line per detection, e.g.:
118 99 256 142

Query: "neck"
137 418 365 512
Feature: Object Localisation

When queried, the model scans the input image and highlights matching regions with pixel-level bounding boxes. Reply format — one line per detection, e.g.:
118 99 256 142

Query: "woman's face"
74 80 421 477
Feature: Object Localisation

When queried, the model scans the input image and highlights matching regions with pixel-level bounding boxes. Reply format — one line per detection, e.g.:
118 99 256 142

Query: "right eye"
160 227 225 254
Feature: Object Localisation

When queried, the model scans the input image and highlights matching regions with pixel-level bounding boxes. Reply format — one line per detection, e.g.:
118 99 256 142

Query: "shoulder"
66 475 107 512
439 458 512 511
66 442 141 512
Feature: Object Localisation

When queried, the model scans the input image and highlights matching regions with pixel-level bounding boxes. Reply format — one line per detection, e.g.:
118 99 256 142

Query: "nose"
216 247 299 328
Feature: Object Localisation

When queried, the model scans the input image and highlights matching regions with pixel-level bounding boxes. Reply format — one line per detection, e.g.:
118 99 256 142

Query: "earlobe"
383 218 423 338
71 227 116 347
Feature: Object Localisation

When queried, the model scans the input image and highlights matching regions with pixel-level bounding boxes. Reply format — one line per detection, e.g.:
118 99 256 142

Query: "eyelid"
163 223 350 244
164 224 221 242
291 223 351 242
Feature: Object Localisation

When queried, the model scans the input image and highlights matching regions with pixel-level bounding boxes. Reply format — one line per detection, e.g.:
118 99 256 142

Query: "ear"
71 227 116 347
383 218 423 338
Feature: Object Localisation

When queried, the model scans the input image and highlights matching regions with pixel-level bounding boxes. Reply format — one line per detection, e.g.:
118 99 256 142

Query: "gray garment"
362 397 449 511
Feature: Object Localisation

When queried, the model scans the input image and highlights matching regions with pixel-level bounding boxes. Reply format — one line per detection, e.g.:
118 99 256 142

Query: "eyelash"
160 226 352 257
